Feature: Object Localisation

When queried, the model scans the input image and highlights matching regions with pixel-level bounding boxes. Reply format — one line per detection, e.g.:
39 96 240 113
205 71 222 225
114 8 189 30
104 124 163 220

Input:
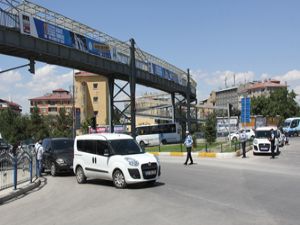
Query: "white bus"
136 123 182 147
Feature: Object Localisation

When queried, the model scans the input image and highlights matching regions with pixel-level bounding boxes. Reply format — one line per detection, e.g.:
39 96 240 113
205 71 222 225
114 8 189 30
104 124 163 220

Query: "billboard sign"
20 13 111 59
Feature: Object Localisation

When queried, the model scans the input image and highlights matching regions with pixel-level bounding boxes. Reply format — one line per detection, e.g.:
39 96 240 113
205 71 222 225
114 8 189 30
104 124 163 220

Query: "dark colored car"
42 138 74 176
0 138 10 154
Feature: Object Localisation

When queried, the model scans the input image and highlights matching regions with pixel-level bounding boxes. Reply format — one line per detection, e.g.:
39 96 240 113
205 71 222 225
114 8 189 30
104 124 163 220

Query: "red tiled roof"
53 88 69 93
245 80 286 91
75 71 97 76
29 94 71 101
29 88 72 101
0 99 22 111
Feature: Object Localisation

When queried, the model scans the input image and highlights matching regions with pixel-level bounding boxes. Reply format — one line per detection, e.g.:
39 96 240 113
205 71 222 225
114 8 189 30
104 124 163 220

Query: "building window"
48 107 57 112
93 83 98 89
93 97 98 103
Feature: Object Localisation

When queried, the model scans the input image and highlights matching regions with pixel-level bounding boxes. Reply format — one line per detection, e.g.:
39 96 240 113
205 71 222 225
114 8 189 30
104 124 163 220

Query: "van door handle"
95 157 97 164
92 157 94 164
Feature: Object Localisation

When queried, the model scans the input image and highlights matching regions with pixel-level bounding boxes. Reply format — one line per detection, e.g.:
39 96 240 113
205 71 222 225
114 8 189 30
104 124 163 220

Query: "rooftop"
29 89 72 101
245 79 286 91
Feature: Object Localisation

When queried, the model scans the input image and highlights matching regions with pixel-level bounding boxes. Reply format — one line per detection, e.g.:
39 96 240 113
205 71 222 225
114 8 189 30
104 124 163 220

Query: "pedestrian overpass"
0 0 197 136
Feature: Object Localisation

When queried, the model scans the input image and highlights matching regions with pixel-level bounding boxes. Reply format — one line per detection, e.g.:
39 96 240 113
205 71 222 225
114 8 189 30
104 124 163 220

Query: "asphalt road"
0 138 299 225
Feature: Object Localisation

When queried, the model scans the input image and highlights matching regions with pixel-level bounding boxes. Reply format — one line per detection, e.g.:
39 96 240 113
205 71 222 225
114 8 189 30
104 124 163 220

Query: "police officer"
269 128 276 159
239 129 247 158
184 131 194 165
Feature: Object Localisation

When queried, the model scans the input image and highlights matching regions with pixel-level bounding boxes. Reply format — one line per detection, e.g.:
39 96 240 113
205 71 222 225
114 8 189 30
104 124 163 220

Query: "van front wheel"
113 169 127 189
76 166 86 184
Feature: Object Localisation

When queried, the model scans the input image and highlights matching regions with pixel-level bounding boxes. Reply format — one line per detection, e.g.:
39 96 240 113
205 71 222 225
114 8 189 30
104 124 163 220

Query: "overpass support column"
108 77 114 133
129 38 137 138
171 92 176 123
187 69 191 132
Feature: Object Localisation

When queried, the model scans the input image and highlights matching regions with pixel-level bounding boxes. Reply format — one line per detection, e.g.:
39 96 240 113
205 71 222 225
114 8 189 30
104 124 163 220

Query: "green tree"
204 112 217 144
0 108 31 145
251 88 300 124
81 118 92 134
28 106 49 141
47 108 73 137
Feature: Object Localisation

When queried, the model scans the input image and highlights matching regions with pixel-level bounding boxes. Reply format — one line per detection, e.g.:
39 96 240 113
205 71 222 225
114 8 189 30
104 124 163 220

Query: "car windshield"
52 139 74 152
283 121 291 127
256 130 271 138
109 139 144 155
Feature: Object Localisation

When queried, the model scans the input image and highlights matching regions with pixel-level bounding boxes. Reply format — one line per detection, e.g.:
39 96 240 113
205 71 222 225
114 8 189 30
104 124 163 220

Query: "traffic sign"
241 97 251 123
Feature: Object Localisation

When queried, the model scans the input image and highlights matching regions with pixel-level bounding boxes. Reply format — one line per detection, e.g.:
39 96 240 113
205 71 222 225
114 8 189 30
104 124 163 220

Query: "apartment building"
74 71 109 126
29 89 72 115
0 98 22 113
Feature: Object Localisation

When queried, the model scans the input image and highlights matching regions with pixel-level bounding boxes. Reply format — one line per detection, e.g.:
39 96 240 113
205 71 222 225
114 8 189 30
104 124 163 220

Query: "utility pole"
187 69 191 132
228 103 232 150
129 38 136 138
72 69 76 139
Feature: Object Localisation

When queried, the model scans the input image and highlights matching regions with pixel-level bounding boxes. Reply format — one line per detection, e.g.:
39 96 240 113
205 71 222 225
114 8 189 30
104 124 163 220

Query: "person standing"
35 140 44 177
269 129 276 159
184 130 194 165
239 129 247 158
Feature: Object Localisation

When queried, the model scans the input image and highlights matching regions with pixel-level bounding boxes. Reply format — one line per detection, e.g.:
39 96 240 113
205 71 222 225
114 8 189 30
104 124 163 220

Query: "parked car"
73 133 161 188
252 126 280 155
42 138 74 176
228 129 255 142
0 138 10 153
277 130 285 147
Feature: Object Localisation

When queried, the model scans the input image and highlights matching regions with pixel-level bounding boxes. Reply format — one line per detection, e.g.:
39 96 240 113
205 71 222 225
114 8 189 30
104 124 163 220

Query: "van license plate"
145 170 156 176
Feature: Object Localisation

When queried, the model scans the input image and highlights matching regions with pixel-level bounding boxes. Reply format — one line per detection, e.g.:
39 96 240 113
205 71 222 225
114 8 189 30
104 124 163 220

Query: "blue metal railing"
0 146 36 191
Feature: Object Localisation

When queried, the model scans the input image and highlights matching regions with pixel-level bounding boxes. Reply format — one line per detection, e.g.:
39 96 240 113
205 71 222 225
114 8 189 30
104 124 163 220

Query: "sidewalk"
0 178 41 205
150 146 252 158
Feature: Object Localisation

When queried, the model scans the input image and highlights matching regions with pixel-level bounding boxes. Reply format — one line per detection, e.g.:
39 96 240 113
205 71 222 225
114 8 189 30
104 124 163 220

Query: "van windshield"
109 139 144 155
255 130 271 138
52 139 74 152
283 121 291 127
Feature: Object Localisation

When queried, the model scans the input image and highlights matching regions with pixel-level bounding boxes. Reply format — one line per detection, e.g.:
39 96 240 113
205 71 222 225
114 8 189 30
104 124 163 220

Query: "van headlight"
253 139 258 145
56 158 65 165
125 157 139 167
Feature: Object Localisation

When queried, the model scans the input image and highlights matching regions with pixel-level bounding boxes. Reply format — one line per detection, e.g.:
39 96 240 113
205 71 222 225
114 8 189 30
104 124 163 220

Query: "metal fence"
0 146 36 191
0 8 19 28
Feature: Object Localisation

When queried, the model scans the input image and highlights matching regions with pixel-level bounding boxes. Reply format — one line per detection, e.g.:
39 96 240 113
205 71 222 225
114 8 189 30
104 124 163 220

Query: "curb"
0 179 41 205
149 146 252 158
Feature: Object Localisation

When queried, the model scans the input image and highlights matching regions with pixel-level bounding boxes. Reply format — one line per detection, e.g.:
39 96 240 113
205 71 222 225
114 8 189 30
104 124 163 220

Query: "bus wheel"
161 139 167 145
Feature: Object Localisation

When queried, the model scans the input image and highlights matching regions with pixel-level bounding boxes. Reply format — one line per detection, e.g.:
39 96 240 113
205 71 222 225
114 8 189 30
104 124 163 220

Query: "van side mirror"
104 148 110 156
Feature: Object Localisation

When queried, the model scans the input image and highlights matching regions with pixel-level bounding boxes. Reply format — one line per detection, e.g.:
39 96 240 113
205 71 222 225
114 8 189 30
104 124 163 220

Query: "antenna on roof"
233 73 236 86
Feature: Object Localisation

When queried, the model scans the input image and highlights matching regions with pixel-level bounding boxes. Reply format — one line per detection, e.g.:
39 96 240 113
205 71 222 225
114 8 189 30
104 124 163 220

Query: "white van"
282 117 300 136
253 126 280 155
73 133 160 188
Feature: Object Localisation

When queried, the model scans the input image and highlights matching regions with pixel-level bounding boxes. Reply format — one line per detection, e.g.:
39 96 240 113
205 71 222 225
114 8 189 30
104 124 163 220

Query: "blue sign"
241 97 251 123
32 17 111 59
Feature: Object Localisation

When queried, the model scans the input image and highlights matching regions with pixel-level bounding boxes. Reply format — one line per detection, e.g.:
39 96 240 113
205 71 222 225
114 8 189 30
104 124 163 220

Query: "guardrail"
0 8 19 29
0 146 36 191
